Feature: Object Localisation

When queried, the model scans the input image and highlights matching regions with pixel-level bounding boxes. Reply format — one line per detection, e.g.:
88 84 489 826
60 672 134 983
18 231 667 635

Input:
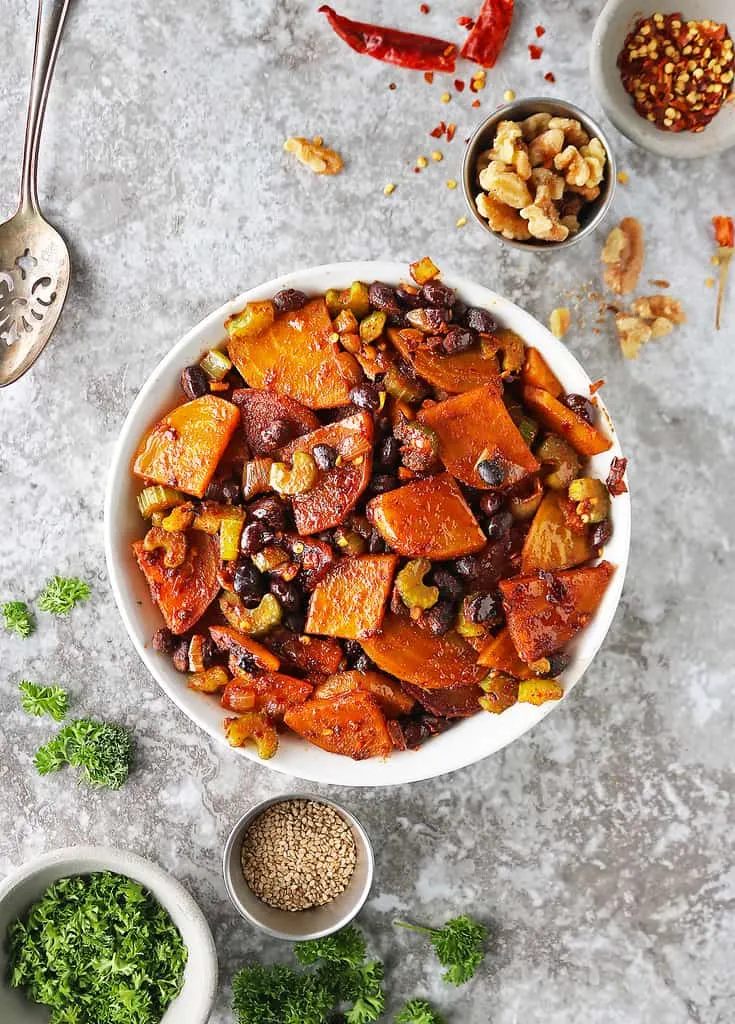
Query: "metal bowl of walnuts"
462 97 617 252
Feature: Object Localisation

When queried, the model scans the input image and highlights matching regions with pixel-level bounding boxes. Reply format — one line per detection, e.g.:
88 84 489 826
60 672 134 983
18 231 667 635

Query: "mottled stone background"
1 1 734 1021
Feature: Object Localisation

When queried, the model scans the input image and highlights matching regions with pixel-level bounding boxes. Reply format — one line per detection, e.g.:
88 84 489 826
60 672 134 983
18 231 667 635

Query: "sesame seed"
416 155 428 168
431 150 443 161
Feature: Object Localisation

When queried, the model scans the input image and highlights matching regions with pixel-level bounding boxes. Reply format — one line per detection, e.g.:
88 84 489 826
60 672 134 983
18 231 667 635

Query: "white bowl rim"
0 845 218 1024
104 259 631 788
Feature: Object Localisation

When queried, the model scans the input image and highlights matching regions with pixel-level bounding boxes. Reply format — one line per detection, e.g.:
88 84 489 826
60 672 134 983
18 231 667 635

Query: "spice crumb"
441 92 451 103
456 216 468 227
617 170 629 184
241 800 357 912
446 179 458 189
504 89 516 101
383 183 396 196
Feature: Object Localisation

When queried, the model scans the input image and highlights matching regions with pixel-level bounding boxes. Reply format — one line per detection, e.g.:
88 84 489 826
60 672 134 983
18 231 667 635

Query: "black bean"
431 567 463 603
479 492 504 517
546 651 571 676
283 611 305 634
237 650 258 673
172 639 190 673
420 601 455 636
590 519 612 549
378 435 401 468
369 474 397 495
368 282 402 315
204 477 227 502
452 298 468 323
396 285 422 309
368 529 386 553
269 577 302 613
259 418 293 452
420 280 456 307
248 495 288 533
563 393 595 424
442 326 476 355
349 382 383 411
464 307 497 334
312 443 338 470
354 652 375 674
401 713 453 748
477 457 505 487
387 312 409 328
201 637 217 668
273 288 308 313
180 365 209 400
240 521 271 556
342 640 364 665
221 479 242 504
465 591 502 624
233 561 264 604
152 627 175 655
486 510 514 541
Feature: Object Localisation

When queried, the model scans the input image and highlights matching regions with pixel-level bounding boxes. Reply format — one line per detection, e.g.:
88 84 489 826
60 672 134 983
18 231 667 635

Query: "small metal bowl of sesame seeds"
223 794 374 941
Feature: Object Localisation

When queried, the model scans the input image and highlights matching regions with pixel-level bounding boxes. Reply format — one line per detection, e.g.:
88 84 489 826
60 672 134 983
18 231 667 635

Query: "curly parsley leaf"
38 576 91 615
3 600 34 638
8 871 186 1024
395 998 447 1024
393 914 488 986
296 924 367 967
34 719 132 790
19 681 68 721
233 964 334 1024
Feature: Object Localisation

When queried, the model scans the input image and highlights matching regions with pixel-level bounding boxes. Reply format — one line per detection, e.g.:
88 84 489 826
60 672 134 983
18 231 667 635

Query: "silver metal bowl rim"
461 95 618 253
222 792 375 941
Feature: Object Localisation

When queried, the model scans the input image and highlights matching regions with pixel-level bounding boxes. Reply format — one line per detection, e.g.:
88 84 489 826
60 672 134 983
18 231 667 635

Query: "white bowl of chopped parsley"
0 845 217 1024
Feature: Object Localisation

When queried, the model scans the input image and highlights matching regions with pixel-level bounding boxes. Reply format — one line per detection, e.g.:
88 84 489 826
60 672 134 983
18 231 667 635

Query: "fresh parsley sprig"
2 600 34 638
395 998 446 1024
38 575 91 615
393 915 488 986
34 719 132 790
18 681 68 721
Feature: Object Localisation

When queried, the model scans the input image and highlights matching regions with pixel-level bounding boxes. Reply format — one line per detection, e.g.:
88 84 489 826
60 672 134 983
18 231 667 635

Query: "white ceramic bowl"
0 846 217 1024
591 0 735 159
104 261 631 787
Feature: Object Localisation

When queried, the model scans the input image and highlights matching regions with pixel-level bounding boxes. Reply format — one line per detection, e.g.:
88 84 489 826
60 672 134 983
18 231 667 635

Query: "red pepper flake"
535 25 546 37
429 121 446 138
714 215 735 249
318 6 458 73
457 16 475 29
589 379 605 395
472 99 481 107
454 79 465 92
461 0 514 69
606 457 628 497
420 3 430 12
446 122 456 142
424 71 434 84
544 71 556 83
388 81 397 89
414 166 421 173
528 44 543 60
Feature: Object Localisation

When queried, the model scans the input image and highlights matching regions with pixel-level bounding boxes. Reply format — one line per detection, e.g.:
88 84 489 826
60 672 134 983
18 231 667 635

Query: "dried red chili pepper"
318 6 457 73
454 79 465 92
446 123 456 142
529 44 543 60
429 121 446 138
460 0 514 69
606 457 628 496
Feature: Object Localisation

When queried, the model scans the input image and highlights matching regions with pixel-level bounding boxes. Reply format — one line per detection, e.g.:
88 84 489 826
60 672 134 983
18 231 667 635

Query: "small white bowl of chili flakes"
591 1 735 158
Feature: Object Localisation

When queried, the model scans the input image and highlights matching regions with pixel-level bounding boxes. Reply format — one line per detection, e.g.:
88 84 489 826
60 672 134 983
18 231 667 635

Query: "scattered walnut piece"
549 307 571 338
601 218 644 295
284 136 343 175
631 295 686 324
615 313 652 359
615 292 685 358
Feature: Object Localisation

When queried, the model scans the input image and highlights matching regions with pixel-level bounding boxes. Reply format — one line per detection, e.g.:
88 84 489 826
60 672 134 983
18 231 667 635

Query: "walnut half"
284 136 343 175
601 218 644 295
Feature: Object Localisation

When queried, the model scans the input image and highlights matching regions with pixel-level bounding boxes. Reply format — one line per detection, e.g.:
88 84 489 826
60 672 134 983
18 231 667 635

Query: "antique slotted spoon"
0 0 71 387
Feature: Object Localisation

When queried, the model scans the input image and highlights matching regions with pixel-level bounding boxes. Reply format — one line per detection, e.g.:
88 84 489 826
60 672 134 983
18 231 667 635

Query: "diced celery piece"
200 348 232 381
137 486 186 519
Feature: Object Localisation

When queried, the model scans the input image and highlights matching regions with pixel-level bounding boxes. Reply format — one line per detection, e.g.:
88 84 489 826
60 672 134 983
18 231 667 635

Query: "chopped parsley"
393 915 488 986
18 681 69 721
2 600 34 638
34 718 132 789
38 575 91 615
8 871 187 1024
395 999 447 1024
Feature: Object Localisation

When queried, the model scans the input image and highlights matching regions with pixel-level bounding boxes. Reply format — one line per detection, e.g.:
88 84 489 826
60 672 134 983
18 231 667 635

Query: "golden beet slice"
367 473 486 559
279 412 374 534
418 385 539 489
228 298 353 409
499 560 615 662
521 491 593 573
133 395 240 498
476 627 535 679
361 613 487 690
521 348 563 397
522 385 612 457
388 327 501 394
314 670 415 717
133 533 219 635
284 691 393 760
306 555 398 640
231 388 319 452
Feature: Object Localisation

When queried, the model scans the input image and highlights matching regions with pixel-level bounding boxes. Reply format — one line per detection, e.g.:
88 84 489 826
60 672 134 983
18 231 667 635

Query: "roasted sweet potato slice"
499 560 615 662
231 388 319 453
387 327 502 394
522 386 612 457
476 627 535 679
521 491 593 573
219 681 256 711
418 385 539 489
521 348 563 397
367 473 486 559
209 624 281 672
401 682 482 718
133 532 219 635
361 613 487 690
267 629 344 676
133 395 240 498
284 691 393 760
278 412 374 534
306 555 398 639
228 298 353 409
314 670 415 717
222 672 312 719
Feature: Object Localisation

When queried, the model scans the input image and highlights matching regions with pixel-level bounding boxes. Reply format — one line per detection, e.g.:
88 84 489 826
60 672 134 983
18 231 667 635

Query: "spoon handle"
20 0 71 214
